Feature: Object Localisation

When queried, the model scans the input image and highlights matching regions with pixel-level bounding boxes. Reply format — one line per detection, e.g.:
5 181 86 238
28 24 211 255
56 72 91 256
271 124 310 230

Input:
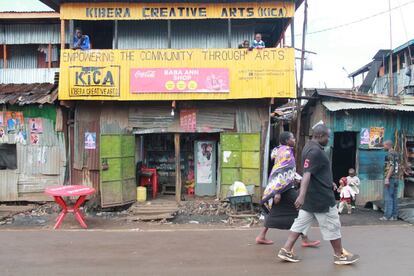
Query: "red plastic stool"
187 187 195 196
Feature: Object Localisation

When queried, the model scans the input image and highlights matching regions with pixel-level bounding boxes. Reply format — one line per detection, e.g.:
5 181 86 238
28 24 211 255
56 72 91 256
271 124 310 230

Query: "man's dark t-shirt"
301 140 336 213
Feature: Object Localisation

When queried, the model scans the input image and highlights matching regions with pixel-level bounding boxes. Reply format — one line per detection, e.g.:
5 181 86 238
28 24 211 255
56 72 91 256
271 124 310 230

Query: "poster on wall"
369 127 384 148
0 112 4 127
360 128 370 145
29 118 43 133
196 141 214 184
0 127 4 138
5 112 24 134
85 132 96 149
30 133 40 145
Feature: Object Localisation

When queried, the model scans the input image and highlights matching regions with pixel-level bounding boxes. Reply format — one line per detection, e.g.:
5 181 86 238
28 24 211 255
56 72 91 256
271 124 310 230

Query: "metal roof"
322 101 414 112
40 0 303 12
306 88 399 105
0 83 57 105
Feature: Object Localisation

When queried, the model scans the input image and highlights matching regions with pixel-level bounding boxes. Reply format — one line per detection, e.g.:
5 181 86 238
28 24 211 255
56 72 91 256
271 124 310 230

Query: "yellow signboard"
60 2 294 20
59 48 296 101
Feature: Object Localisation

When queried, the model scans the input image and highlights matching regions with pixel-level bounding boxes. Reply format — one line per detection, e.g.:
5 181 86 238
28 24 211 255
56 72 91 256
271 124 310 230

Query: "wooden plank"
0 12 59 19
48 43 52 68
60 20 65 50
175 133 181 203
127 213 174 221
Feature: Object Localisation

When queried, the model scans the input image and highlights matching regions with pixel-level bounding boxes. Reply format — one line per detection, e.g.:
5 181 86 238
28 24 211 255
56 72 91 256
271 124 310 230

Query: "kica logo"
73 66 117 86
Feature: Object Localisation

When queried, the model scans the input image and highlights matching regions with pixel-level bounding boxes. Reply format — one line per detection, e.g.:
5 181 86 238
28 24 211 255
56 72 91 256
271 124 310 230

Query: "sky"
289 0 414 89
1 0 414 89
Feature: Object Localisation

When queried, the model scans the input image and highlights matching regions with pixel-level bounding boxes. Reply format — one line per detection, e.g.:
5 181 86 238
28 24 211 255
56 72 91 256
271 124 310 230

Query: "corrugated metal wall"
0 24 62 44
0 105 66 201
0 45 37 69
311 104 413 204
0 68 59 84
118 21 168 49
118 19 254 49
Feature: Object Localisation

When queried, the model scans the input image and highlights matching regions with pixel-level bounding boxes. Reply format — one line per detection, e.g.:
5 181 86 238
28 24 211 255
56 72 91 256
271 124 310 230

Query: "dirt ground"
0 196 408 231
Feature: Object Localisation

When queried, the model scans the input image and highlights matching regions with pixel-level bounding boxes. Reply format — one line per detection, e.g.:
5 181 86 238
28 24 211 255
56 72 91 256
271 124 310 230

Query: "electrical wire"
291 0 414 37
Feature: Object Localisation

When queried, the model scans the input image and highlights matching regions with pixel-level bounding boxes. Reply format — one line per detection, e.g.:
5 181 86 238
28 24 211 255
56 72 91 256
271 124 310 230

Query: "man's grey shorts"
290 206 342 241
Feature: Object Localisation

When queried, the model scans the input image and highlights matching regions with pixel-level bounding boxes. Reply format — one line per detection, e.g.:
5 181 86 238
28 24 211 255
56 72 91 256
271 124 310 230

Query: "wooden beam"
60 20 65 50
0 12 59 19
174 133 181 203
3 45 7 69
48 43 52 68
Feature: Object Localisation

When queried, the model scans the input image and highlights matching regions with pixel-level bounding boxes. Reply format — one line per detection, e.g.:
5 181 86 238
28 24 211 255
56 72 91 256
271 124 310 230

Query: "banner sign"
60 2 294 20
130 68 229 93
59 48 295 101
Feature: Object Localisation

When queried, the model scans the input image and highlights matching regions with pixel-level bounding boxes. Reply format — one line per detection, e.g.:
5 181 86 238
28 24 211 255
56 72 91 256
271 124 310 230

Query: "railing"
0 68 59 84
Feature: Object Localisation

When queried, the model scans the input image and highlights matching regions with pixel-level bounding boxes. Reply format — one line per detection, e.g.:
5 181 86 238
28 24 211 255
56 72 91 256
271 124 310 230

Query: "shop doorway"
332 132 357 191
139 133 219 198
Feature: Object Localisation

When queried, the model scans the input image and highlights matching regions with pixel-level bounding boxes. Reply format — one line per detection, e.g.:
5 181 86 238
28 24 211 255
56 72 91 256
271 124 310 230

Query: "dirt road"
0 224 412 276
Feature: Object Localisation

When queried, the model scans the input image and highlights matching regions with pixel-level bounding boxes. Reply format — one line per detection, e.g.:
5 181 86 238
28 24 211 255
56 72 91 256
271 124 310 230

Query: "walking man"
277 124 359 265
380 140 400 221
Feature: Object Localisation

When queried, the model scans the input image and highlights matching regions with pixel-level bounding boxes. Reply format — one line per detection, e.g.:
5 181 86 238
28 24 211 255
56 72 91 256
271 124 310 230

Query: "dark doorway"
332 132 357 197
76 20 114 49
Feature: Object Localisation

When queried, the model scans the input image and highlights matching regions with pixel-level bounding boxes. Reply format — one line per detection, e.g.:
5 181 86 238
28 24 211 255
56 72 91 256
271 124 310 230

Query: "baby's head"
348 168 356 177
339 177 348 187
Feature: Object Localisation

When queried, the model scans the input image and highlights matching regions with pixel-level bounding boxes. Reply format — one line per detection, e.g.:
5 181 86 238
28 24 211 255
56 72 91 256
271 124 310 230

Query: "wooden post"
388 0 393 96
48 43 52 68
113 20 118 49
60 20 65 50
295 0 308 161
227 19 232 48
167 20 171 48
3 45 6 69
174 133 181 203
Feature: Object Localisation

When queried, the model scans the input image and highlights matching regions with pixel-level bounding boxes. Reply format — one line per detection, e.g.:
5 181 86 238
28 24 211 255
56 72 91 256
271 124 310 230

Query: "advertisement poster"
196 141 213 184
360 128 370 145
131 68 229 93
180 109 197 132
369 127 385 148
0 112 3 127
85 132 96 149
5 112 24 134
30 133 40 145
29 118 43 133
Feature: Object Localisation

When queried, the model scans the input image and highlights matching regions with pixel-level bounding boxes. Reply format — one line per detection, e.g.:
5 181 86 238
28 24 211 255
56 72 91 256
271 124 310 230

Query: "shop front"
57 1 297 207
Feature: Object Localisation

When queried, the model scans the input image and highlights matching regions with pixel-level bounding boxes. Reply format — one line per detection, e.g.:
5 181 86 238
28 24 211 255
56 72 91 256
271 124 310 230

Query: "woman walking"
256 132 320 247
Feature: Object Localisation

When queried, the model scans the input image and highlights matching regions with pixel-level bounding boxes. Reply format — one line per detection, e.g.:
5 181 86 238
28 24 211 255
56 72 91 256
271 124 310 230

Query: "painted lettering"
85 7 131 18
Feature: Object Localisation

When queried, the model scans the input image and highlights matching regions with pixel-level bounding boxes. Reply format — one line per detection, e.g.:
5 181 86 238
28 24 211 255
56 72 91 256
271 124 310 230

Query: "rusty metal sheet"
71 168 100 191
0 83 57 105
74 104 101 170
100 104 129 134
